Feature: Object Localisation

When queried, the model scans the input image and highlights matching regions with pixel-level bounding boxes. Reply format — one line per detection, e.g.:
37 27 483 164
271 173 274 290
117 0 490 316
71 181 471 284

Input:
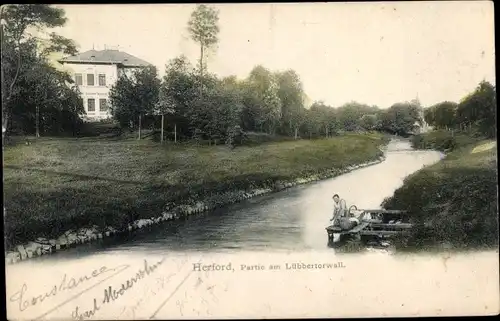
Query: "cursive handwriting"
10 265 127 313
118 275 174 319
71 258 165 320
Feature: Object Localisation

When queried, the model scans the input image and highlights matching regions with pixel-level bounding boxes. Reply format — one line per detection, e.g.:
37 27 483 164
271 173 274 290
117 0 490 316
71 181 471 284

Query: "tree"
275 69 305 136
359 114 378 131
187 4 220 93
156 86 175 144
336 101 379 132
309 101 339 138
456 80 496 137
1 4 78 138
427 101 457 130
381 102 422 135
160 55 198 140
109 66 160 139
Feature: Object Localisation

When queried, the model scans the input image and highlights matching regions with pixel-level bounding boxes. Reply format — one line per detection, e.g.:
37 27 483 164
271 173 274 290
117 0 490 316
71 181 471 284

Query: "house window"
98 74 106 86
87 74 95 86
87 98 95 112
75 73 83 86
99 99 108 112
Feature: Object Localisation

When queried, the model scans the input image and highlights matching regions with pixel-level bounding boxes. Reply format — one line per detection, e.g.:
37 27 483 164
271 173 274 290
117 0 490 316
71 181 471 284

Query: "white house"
58 49 152 121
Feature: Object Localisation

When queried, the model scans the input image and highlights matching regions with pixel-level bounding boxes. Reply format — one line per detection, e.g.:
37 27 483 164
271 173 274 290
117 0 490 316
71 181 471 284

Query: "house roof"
58 49 152 67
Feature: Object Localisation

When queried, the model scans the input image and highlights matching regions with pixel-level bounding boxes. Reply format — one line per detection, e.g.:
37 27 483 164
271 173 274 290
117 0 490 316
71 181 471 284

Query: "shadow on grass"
5 165 143 185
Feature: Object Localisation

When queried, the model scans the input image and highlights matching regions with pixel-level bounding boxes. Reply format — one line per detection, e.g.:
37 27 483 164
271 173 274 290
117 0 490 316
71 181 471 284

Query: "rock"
26 242 43 255
66 233 79 244
36 237 49 244
6 251 20 263
48 239 57 246
56 235 68 246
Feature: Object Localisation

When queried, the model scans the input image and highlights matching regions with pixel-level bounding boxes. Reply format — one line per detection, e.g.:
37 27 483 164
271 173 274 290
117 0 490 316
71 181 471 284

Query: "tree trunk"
35 105 40 138
174 123 177 143
2 37 22 141
161 114 164 144
138 114 142 140
199 44 204 97
294 126 298 139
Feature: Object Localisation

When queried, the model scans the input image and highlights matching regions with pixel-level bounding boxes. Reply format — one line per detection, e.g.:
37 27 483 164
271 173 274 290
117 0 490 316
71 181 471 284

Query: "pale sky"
52 2 495 108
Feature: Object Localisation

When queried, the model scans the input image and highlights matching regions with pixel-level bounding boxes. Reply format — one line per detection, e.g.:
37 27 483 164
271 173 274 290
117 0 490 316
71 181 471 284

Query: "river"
23 138 445 260
6 138 499 320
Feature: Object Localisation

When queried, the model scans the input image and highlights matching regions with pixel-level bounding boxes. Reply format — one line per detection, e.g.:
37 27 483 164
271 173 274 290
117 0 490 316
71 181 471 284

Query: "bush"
411 130 481 152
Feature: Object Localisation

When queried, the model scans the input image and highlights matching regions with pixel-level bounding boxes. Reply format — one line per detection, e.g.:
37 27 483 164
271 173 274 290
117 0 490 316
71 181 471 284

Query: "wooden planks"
369 223 413 229
360 209 407 214
345 222 370 234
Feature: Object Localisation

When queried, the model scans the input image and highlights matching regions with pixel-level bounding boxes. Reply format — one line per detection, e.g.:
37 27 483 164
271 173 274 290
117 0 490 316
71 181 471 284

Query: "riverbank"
382 130 498 251
4 132 389 263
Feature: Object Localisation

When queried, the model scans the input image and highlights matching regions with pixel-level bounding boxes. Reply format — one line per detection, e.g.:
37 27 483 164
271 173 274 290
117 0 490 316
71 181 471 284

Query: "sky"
52 2 495 108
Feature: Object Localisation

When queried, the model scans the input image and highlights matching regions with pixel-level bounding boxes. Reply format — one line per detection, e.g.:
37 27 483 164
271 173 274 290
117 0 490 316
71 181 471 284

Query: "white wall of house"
63 63 119 121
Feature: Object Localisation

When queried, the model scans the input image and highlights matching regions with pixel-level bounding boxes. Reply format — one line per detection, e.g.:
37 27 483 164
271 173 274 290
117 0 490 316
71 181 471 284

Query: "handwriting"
9 265 127 313
71 258 165 320
118 275 174 319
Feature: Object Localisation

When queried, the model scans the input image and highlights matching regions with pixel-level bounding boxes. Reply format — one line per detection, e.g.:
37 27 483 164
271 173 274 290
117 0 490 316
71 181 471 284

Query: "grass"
410 129 483 152
383 132 498 251
3 132 387 249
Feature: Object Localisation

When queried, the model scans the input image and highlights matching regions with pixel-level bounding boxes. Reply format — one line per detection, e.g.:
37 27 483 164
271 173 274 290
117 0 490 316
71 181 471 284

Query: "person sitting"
330 194 359 230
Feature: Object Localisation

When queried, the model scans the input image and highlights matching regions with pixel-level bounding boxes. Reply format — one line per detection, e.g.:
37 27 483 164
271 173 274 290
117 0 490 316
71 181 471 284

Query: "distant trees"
424 101 457 130
1 4 83 138
359 114 379 131
456 80 496 137
380 101 422 135
423 80 496 138
5 5 494 145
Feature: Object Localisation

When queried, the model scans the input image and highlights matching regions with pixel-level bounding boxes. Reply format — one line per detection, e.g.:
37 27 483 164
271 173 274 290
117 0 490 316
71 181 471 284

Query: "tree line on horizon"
2 5 495 144
423 80 496 138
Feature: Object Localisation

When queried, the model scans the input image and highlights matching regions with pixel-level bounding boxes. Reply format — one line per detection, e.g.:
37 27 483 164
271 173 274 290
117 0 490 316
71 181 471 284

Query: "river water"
7 138 499 320
28 138 444 260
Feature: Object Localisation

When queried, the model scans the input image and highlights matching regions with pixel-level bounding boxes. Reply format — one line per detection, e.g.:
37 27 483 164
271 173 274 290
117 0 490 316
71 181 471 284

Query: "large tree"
187 4 220 93
0 4 81 136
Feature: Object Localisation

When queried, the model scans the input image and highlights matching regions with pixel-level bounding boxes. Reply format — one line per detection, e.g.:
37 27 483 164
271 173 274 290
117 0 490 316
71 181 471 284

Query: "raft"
326 208 413 244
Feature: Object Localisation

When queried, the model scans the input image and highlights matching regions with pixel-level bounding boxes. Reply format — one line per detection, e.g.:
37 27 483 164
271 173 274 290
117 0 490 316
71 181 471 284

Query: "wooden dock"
326 209 413 243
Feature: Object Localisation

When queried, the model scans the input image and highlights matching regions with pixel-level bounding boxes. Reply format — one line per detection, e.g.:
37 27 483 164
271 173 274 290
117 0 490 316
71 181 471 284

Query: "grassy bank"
383 131 498 250
410 129 484 152
4 132 387 249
